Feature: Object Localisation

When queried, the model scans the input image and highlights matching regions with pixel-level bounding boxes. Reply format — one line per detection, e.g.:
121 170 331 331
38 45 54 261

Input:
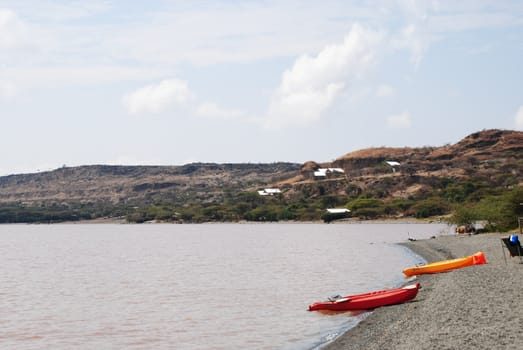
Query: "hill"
0 129 522 226
285 129 523 200
0 163 299 205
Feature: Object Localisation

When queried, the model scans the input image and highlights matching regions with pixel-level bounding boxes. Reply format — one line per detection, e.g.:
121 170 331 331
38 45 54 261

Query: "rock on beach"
323 233 523 350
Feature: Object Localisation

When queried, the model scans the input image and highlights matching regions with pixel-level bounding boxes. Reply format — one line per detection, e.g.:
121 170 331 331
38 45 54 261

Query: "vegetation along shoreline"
0 129 521 233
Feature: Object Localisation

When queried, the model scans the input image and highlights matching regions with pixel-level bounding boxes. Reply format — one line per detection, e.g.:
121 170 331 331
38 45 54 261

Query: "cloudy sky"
1 1 522 175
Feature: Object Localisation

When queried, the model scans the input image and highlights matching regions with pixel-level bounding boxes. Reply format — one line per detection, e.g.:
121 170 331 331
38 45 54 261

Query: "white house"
385 161 401 167
314 168 345 178
326 208 351 214
385 161 401 172
258 188 282 196
313 170 327 178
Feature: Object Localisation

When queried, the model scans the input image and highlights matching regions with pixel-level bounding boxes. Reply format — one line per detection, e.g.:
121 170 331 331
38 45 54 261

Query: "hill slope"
0 163 300 205
285 129 523 199
0 129 521 224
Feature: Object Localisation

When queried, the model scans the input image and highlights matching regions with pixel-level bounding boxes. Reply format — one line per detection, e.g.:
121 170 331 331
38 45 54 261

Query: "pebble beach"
323 232 523 350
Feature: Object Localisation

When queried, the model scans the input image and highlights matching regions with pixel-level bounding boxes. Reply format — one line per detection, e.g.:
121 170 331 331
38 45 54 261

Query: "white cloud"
0 8 30 50
0 81 16 98
32 1 110 21
515 106 523 130
429 9 522 33
394 0 435 68
2 2 521 85
387 111 412 129
265 24 383 129
0 8 54 70
3 66 169 90
122 79 193 115
397 24 430 68
103 2 364 66
196 102 245 120
376 84 395 98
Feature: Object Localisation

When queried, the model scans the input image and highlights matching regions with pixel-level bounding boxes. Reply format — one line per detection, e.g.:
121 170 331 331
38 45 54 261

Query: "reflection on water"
0 223 450 349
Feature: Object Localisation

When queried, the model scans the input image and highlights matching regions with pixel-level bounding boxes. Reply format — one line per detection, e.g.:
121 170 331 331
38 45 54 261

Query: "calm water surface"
0 223 451 349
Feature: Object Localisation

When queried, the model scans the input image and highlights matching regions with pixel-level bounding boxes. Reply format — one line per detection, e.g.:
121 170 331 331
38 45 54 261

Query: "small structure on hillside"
258 188 282 196
385 161 401 173
313 170 327 178
323 208 351 223
314 168 345 179
326 208 351 214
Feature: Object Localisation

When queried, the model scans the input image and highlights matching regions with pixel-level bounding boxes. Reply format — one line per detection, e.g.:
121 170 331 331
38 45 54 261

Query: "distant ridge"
0 129 521 223
334 129 522 167
0 163 300 205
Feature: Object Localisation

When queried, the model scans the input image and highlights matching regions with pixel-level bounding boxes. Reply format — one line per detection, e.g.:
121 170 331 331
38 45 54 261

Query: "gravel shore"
323 233 523 350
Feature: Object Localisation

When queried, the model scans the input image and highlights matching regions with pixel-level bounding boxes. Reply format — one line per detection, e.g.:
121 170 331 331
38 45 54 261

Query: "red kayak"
308 283 421 311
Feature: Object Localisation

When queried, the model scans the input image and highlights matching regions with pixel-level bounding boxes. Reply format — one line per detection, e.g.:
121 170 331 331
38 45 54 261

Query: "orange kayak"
308 283 421 311
403 252 487 277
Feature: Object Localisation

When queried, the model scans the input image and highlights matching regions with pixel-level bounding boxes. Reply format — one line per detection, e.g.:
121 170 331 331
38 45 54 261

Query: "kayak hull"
403 251 487 277
308 283 421 311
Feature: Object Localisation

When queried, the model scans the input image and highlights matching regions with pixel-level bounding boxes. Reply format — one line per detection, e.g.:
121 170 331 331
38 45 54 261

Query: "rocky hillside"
0 163 300 205
335 128 522 179
0 129 521 223
281 129 523 201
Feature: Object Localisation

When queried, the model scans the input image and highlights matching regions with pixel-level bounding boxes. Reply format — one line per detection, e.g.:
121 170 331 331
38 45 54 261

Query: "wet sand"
323 233 523 350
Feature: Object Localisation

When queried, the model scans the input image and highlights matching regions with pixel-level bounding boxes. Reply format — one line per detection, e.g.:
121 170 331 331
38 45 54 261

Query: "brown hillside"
427 129 523 161
0 163 300 205
337 147 417 160
285 129 523 201
331 129 522 175
0 129 521 212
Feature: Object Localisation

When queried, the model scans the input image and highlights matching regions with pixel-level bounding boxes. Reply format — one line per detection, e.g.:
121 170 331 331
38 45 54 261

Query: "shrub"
347 198 383 211
347 198 385 219
410 198 449 218
447 206 478 226
446 186 523 232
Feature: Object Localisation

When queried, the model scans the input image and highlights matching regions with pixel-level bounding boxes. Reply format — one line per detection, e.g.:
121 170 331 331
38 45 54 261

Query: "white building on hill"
258 188 282 196
314 168 345 178
385 161 401 172
325 208 351 214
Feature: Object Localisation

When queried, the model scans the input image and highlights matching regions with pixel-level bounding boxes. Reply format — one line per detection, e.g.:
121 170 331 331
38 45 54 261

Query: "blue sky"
1 0 522 175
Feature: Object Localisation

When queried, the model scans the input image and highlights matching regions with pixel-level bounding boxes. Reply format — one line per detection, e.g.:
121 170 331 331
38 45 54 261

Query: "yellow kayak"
403 252 487 277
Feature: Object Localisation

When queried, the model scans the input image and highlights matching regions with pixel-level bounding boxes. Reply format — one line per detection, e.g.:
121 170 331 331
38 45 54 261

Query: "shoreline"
322 232 523 350
17 216 444 225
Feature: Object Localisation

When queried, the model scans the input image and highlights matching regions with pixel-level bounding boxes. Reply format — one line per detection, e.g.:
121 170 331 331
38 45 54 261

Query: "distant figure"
455 224 476 234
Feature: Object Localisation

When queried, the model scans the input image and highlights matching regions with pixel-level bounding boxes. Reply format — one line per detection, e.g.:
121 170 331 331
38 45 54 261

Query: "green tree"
347 198 385 219
447 206 478 226
410 198 449 218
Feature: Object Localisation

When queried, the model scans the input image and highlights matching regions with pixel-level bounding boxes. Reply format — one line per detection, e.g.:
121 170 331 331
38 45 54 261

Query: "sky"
1 0 523 175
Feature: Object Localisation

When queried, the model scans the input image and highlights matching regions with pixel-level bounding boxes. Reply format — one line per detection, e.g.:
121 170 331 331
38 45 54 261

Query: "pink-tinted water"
0 223 451 349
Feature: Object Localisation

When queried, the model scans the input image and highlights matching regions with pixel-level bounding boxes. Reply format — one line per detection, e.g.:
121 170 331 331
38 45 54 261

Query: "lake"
0 223 452 349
